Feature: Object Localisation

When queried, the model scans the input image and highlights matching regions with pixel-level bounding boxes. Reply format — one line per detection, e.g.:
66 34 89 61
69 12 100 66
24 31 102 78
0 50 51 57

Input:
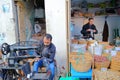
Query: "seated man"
33 33 56 80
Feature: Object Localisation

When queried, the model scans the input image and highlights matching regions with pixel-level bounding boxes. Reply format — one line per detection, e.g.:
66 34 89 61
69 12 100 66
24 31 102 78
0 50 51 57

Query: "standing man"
81 18 98 39
33 33 56 80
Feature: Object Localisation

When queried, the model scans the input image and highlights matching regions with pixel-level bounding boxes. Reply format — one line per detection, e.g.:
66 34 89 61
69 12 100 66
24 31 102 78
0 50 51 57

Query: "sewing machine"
1 41 40 66
0 41 41 80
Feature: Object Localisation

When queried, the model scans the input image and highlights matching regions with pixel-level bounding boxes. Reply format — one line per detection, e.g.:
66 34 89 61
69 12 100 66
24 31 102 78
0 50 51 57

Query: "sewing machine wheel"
1 43 10 55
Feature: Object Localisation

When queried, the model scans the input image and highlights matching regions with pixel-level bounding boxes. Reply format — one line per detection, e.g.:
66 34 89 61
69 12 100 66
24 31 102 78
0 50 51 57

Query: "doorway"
14 0 46 42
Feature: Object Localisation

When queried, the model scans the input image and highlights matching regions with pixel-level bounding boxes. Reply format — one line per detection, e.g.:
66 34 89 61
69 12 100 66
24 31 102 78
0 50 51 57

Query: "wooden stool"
30 73 50 80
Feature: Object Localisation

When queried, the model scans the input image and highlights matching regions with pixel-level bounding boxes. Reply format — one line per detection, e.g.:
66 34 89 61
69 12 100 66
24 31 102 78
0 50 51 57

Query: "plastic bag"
59 76 72 80
59 72 79 80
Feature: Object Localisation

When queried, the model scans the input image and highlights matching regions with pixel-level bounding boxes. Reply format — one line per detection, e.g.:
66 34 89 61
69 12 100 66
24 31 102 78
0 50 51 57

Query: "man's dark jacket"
81 23 98 39
34 40 56 63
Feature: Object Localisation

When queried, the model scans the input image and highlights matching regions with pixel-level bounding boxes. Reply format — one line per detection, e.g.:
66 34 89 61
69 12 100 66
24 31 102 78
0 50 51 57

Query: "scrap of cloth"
21 62 31 76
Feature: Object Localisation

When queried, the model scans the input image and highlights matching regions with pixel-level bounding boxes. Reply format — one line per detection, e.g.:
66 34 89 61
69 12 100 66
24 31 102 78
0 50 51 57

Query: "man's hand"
34 57 40 61
87 29 96 33
93 30 96 32
86 29 91 31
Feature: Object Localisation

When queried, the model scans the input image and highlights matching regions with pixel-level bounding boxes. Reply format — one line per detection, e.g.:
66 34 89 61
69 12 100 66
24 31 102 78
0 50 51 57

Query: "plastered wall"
45 0 68 77
0 0 34 45
0 0 16 45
